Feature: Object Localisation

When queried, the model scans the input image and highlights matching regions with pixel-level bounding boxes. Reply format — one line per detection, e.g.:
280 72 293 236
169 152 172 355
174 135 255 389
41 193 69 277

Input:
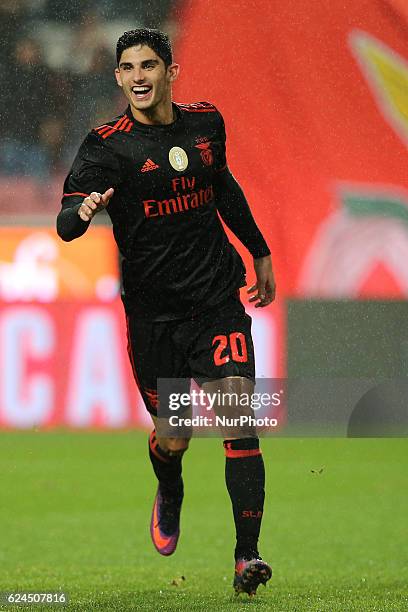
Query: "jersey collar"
124 103 182 131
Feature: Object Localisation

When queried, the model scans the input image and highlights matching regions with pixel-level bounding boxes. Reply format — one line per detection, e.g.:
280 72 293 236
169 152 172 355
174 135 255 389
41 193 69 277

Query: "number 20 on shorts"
212 332 248 365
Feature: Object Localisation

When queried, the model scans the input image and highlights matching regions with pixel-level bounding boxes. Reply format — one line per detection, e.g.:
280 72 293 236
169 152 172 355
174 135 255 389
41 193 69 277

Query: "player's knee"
159 437 190 455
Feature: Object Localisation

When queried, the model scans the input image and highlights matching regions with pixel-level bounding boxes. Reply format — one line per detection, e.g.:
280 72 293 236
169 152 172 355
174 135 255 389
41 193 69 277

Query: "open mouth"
131 85 153 101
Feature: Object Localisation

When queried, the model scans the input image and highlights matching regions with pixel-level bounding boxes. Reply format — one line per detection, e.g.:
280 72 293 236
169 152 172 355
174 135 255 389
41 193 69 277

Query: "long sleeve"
214 168 271 259
56 131 121 242
56 203 90 241
212 109 270 259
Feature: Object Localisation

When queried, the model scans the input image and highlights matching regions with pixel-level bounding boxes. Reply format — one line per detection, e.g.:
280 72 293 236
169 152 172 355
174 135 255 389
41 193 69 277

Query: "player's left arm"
212 108 275 307
214 168 276 307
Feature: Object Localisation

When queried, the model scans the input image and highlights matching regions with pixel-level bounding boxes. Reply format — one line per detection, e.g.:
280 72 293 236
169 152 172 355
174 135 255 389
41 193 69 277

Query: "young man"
57 29 275 596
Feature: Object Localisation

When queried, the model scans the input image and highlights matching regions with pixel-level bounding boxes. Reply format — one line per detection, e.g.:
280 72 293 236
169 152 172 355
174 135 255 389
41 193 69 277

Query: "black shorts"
126 292 255 415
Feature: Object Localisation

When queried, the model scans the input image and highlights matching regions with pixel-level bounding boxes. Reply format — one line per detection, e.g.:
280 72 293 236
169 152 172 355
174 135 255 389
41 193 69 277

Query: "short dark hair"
116 28 173 67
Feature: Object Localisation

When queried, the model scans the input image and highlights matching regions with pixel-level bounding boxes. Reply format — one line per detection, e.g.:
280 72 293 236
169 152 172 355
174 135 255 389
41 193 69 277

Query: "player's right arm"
56 131 121 242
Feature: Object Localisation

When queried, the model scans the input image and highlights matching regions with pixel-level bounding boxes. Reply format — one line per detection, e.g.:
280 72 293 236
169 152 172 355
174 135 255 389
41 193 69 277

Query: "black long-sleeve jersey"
57 101 270 321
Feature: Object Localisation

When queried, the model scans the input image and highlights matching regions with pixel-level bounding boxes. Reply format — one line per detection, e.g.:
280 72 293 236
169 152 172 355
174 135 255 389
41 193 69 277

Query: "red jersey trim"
177 102 217 113
63 192 89 198
95 125 111 135
102 115 129 139
92 115 134 139
94 118 134 138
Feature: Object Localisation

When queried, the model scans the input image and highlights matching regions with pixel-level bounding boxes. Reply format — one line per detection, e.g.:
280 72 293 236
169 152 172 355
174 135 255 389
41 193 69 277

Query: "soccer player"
57 29 275 596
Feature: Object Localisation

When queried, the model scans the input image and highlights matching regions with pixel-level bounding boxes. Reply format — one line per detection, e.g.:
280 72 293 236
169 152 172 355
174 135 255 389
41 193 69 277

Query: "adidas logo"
141 158 159 172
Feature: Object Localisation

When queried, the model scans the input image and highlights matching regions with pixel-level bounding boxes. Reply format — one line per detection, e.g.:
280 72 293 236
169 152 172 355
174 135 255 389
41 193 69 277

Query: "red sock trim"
149 430 170 463
224 445 262 459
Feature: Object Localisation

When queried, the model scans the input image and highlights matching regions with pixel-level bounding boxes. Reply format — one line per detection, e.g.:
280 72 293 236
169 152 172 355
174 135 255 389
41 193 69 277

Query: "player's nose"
132 69 145 83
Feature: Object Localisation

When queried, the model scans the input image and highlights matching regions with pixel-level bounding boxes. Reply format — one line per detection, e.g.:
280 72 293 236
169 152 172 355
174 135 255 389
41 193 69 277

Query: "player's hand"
78 188 114 222
247 255 276 307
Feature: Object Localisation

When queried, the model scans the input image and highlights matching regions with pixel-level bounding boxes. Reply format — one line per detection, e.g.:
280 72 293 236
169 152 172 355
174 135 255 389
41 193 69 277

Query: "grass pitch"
0 433 407 611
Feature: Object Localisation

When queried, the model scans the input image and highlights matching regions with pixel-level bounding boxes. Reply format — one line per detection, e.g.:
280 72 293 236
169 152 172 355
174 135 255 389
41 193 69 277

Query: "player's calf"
223 437 265 562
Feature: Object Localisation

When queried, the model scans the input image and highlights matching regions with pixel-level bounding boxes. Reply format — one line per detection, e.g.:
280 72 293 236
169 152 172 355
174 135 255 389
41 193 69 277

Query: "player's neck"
130 101 175 126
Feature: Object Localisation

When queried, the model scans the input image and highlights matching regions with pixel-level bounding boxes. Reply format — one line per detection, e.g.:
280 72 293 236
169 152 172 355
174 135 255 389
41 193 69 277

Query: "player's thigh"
180 292 256 439
202 376 257 439
186 292 255 384
125 313 190 417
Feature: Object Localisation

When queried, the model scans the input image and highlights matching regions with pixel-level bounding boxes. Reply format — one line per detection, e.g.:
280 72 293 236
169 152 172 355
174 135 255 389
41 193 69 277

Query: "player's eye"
143 63 155 70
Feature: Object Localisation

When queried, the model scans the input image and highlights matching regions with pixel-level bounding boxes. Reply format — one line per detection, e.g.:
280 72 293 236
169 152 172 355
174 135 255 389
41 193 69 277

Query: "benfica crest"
195 142 214 166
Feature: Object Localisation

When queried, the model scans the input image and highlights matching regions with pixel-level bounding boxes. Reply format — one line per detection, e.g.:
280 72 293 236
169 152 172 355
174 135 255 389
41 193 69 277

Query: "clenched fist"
78 188 114 222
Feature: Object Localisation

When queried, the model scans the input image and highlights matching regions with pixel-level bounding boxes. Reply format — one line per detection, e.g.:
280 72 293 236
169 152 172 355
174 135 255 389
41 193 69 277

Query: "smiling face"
115 44 179 124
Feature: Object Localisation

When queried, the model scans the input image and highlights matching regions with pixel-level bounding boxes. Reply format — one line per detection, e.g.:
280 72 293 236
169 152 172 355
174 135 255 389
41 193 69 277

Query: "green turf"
0 433 407 611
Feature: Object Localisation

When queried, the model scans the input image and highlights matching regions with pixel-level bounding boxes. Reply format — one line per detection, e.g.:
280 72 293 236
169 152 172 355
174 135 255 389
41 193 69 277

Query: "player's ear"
115 67 123 88
168 63 180 83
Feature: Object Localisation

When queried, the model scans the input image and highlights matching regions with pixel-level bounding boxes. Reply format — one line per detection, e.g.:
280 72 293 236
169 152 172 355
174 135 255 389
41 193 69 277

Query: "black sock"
223 438 265 561
148 430 183 498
